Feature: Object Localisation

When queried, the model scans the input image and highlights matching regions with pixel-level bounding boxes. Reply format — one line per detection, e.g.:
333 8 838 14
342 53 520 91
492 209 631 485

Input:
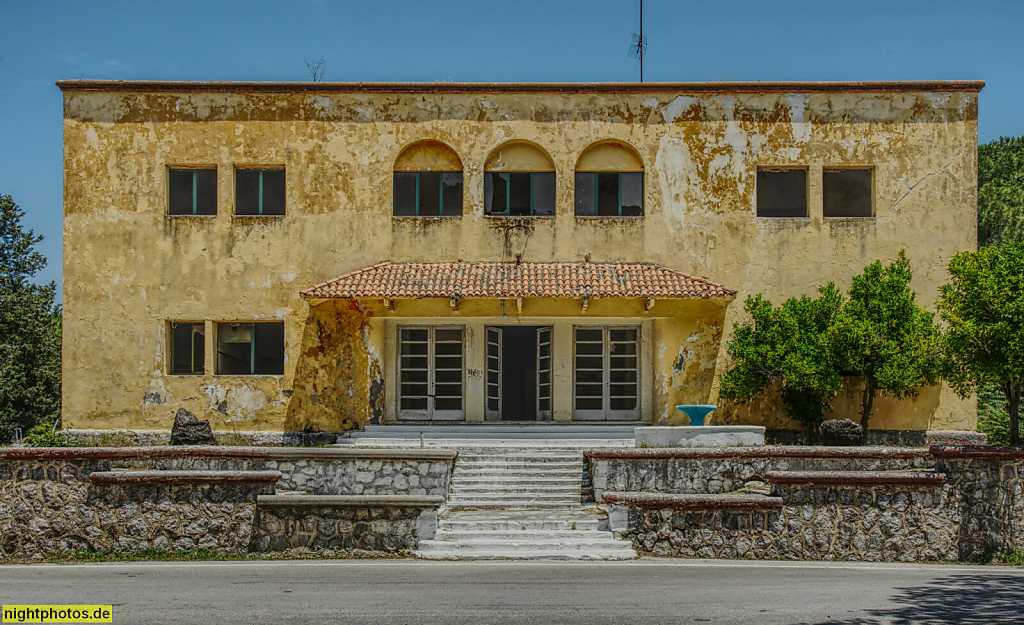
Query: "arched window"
393 141 464 217
574 142 644 217
484 142 556 216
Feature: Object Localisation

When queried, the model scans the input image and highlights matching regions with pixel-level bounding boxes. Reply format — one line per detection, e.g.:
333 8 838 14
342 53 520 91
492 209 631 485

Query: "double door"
486 326 552 421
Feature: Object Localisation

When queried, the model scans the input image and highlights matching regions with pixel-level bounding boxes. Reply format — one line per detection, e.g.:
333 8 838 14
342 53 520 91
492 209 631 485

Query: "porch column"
464 320 486 422
551 321 573 422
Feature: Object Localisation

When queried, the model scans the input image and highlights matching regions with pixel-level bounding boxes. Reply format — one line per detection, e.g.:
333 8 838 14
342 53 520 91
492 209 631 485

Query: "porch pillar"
551 321 573 422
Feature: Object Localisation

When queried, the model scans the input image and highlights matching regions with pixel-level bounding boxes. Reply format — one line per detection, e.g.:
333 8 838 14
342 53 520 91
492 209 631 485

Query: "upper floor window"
756 167 808 217
393 141 463 217
484 142 555 216
168 168 216 215
216 321 285 375
574 142 644 217
824 168 873 217
236 168 285 216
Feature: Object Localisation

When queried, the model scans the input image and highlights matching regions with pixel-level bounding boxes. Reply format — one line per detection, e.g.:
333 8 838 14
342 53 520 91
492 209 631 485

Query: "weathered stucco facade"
60 80 981 435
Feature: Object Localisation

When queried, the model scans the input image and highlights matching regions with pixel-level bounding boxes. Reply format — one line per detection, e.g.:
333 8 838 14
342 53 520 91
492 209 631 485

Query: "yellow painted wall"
61 86 978 432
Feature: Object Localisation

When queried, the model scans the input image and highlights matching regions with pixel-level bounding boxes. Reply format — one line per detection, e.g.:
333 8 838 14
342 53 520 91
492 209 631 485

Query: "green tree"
979 136 1024 247
719 284 845 437
833 251 942 431
0 195 61 443
938 243 1024 445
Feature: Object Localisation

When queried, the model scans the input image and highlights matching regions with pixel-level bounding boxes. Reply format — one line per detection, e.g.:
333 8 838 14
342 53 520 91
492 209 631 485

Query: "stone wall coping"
603 492 784 509
0 446 457 461
584 446 930 460
765 470 945 486
257 494 444 507
89 470 282 485
930 445 1024 459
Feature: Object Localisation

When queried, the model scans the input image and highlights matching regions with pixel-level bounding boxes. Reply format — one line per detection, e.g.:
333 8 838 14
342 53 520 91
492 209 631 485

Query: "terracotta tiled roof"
301 262 736 300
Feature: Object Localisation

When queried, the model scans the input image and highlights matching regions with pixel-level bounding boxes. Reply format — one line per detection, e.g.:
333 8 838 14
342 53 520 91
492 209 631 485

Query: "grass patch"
76 431 140 447
215 432 255 446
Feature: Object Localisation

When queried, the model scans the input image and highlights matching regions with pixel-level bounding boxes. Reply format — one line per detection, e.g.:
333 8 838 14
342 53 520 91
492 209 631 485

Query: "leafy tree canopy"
832 250 942 430
938 243 1024 444
0 194 61 443
979 136 1024 247
719 284 845 436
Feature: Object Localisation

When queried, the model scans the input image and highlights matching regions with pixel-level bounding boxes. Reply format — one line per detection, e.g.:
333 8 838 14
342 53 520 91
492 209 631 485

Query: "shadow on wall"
714 379 944 431
812 573 1024 625
285 299 379 433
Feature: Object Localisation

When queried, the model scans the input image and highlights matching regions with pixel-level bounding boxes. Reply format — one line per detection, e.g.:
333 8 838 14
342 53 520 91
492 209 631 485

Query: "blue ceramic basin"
675 404 718 426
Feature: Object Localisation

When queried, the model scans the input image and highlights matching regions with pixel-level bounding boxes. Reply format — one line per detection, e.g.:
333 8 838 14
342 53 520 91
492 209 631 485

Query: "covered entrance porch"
301 261 736 427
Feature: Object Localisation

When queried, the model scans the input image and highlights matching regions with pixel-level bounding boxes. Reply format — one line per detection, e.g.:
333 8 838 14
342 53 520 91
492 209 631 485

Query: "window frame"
572 325 641 420
484 171 556 217
823 166 875 218
167 167 217 216
168 321 206 376
234 167 286 217
215 321 285 376
392 171 463 217
755 166 809 218
574 171 645 217
396 325 466 421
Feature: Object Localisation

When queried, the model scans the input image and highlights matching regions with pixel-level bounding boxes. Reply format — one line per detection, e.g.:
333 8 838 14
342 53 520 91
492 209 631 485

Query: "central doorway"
485 326 552 421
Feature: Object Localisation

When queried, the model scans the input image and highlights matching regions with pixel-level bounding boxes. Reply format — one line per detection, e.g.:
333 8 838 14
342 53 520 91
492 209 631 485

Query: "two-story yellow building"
59 80 982 438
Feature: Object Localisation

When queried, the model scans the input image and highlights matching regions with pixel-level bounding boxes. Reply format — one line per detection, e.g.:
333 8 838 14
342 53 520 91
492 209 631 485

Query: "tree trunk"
860 380 876 433
1008 379 1022 447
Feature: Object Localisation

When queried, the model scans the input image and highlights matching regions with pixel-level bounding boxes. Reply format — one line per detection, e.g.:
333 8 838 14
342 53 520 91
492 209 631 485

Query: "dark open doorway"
500 326 537 421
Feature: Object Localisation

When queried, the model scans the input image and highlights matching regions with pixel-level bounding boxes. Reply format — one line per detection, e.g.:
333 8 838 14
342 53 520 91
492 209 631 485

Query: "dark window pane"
620 172 644 216
394 172 417 216
576 369 602 384
509 173 531 216
575 383 604 397
597 173 619 216
435 342 462 355
575 172 596 216
194 169 217 215
192 325 205 374
168 169 195 215
419 172 441 216
401 370 428 383
402 383 429 396
576 342 603 355
254 322 285 375
435 329 462 342
576 329 602 342
435 397 462 411
236 170 261 216
533 172 555 216
401 328 428 342
261 169 286 215
611 397 637 410
824 169 873 217
610 329 637 342
576 398 602 410
485 172 507 215
434 356 463 370
170 323 200 374
442 172 463 216
757 169 807 218
401 397 428 410
217 342 251 375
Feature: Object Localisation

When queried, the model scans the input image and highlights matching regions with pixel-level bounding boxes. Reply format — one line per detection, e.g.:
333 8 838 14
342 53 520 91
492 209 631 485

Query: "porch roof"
301 262 736 301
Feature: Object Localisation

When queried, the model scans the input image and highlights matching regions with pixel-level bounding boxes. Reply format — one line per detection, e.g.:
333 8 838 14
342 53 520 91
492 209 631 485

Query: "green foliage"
22 423 72 447
938 243 1024 444
978 386 1016 446
215 432 254 446
979 136 1024 247
0 195 61 445
719 284 845 435
76 431 139 447
832 251 942 430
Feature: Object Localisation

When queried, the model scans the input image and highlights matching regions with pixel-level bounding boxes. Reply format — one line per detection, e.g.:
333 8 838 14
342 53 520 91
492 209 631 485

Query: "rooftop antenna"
628 0 647 82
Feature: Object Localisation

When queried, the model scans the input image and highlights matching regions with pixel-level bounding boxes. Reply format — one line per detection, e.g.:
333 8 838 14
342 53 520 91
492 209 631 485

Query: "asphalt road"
1 559 1022 625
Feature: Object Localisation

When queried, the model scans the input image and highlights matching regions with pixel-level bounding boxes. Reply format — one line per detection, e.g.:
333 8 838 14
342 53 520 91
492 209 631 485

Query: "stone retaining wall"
251 496 442 556
586 447 933 502
0 448 451 560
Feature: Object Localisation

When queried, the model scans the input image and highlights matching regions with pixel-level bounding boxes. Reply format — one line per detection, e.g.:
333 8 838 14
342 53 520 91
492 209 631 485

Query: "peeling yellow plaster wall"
62 88 978 432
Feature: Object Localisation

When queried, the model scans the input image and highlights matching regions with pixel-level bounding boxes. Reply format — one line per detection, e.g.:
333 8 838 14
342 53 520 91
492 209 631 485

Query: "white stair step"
440 520 603 531
452 484 580 493
436 529 609 540
419 538 629 550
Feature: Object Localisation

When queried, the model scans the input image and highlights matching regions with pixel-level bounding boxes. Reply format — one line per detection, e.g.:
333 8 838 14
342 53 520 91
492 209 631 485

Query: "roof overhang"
301 262 737 306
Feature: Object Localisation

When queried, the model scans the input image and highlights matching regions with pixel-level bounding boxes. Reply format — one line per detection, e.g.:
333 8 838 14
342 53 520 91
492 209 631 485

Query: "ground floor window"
169 321 205 375
573 326 639 420
216 322 285 375
398 326 465 420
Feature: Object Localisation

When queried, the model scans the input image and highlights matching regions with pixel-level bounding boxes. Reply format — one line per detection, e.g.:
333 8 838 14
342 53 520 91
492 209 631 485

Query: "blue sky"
3 0 1021 296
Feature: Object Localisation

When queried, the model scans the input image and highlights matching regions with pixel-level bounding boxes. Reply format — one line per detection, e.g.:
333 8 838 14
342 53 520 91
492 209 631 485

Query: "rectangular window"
574 326 639 420
484 172 556 216
168 168 217 215
393 172 463 217
398 326 464 419
824 168 873 217
236 169 286 216
575 172 644 217
756 168 808 217
216 322 285 375
169 322 205 375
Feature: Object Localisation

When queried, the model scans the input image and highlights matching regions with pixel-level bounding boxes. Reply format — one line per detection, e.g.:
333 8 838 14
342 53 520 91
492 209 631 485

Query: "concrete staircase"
335 424 638 450
416 449 637 560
